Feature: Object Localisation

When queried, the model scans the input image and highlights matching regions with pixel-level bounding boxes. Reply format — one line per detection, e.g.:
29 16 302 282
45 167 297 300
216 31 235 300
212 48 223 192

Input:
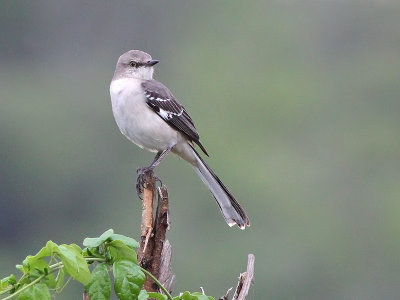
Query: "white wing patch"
158 108 184 120
144 92 170 102
145 92 184 120
159 108 172 120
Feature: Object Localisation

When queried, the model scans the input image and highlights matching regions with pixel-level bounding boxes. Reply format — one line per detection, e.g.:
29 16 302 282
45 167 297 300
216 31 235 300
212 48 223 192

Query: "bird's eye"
129 61 137 68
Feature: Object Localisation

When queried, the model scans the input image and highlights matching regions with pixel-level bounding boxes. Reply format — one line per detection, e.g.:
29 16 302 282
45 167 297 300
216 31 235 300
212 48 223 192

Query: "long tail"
190 146 250 229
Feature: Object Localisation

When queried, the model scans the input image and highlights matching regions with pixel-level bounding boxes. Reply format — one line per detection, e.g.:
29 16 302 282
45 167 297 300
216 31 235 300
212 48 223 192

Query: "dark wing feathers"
142 80 208 156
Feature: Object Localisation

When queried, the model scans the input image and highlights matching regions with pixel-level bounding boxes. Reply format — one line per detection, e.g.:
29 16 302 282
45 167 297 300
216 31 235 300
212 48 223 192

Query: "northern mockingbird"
110 50 250 229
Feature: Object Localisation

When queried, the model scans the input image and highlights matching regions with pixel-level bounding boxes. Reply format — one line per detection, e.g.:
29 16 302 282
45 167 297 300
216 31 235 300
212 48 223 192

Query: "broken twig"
232 254 255 300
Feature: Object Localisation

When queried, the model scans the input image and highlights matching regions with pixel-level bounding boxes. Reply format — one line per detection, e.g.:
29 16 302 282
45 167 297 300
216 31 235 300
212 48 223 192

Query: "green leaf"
16 264 28 274
83 247 104 259
0 279 8 291
43 273 56 289
69 243 83 253
147 292 167 300
172 291 195 300
113 260 145 300
57 244 91 285
8 274 17 285
23 241 58 270
83 229 114 248
31 259 49 273
189 293 214 300
172 292 214 300
108 240 138 264
85 263 111 300
0 274 16 291
17 283 51 300
110 234 140 248
26 269 43 281
138 290 149 300
82 247 90 256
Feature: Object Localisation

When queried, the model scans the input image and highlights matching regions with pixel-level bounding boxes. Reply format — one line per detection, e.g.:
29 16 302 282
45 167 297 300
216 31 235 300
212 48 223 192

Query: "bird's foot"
136 167 162 199
136 167 150 198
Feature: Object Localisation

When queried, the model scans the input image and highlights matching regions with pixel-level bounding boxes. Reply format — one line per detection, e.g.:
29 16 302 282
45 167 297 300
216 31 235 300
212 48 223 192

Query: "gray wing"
142 79 208 156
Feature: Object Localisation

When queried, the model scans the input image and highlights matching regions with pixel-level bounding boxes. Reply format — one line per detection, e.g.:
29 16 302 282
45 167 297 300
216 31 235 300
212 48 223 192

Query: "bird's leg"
137 147 172 174
136 147 172 197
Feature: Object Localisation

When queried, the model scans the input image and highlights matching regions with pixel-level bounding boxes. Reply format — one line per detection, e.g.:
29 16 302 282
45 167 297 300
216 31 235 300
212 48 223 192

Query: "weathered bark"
158 240 175 292
137 170 156 292
149 186 171 290
137 171 174 293
220 254 255 300
219 287 233 300
232 254 255 300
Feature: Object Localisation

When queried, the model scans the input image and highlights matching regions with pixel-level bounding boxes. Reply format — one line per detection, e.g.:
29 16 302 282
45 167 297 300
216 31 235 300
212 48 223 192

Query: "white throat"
134 67 154 80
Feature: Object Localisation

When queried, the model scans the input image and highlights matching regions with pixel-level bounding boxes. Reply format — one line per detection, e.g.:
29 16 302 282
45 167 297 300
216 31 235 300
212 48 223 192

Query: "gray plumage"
142 80 208 156
110 49 250 229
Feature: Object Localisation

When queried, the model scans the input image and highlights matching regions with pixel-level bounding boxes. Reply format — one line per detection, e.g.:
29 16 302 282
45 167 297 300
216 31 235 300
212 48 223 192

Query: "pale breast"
110 78 179 152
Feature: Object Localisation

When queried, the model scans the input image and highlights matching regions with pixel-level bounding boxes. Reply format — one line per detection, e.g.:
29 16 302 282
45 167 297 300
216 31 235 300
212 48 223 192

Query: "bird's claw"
136 167 149 199
135 167 162 199
136 175 145 199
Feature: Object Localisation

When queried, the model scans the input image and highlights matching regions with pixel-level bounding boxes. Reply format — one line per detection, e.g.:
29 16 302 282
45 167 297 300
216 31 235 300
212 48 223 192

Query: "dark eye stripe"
129 61 146 68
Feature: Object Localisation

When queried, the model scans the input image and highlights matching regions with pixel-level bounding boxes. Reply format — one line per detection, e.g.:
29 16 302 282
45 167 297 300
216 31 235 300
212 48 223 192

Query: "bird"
109 50 250 229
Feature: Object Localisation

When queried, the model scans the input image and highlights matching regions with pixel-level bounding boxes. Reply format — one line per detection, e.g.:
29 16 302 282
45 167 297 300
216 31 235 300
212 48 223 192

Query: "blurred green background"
1 1 400 299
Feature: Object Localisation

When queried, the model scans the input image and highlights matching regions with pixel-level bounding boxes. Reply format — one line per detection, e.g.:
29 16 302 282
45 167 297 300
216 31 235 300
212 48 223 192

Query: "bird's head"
114 50 159 80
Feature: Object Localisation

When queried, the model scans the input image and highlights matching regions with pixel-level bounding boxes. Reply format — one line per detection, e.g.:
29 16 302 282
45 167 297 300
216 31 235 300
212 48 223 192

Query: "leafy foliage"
173 292 214 300
85 263 111 300
113 261 145 300
17 283 51 300
0 229 215 300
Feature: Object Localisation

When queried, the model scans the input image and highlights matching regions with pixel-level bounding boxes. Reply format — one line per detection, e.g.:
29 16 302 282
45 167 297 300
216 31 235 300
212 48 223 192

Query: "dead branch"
232 254 255 300
159 240 175 292
141 170 156 253
137 171 174 293
137 170 156 291
150 186 170 290
219 287 233 300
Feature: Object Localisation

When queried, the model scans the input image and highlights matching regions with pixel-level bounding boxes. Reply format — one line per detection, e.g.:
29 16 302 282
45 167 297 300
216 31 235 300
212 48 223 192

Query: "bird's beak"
147 60 159 66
